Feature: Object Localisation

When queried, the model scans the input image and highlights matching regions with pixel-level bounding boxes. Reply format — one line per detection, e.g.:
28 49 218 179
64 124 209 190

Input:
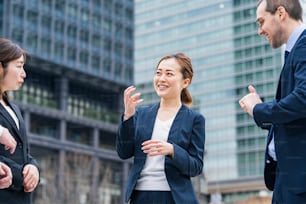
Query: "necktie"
271 50 290 160
284 50 289 62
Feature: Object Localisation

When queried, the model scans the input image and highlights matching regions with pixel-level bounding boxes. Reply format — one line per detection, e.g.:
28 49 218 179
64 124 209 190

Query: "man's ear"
277 6 287 20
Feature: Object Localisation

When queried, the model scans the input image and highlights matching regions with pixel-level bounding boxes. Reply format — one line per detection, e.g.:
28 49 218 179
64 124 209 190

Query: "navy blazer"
0 100 39 204
254 30 306 194
116 103 205 203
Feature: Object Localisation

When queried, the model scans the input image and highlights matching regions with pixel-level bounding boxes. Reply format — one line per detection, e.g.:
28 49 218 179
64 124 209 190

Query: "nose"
21 68 26 78
159 73 166 81
258 27 264 36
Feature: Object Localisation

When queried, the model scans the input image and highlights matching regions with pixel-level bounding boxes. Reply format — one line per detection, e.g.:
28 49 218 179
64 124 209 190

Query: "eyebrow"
16 60 24 64
255 17 264 25
157 67 175 71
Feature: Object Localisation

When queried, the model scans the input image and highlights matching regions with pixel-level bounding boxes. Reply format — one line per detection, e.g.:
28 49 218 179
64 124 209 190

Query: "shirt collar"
286 24 306 52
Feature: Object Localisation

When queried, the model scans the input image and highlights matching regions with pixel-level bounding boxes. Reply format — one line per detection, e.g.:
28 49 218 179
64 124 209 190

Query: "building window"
41 38 51 53
115 3 123 16
125 27 133 40
103 59 111 74
26 33 37 51
80 30 89 44
27 10 38 25
114 42 122 56
114 63 121 80
14 70 57 108
67 47 76 62
42 0 52 14
79 51 89 67
92 35 101 48
30 146 59 203
67 25 77 39
124 67 133 82
66 123 92 145
103 38 111 51
54 42 64 60
115 23 123 38
125 8 133 21
55 0 65 17
92 14 101 29
103 1 112 11
92 0 101 7
99 130 115 150
67 3 78 21
102 18 112 32
125 47 133 59
91 55 100 74
68 82 119 123
63 152 93 203
98 160 122 204
30 114 59 139
55 20 65 34
13 4 24 22
80 9 89 25
11 28 23 43
41 16 52 32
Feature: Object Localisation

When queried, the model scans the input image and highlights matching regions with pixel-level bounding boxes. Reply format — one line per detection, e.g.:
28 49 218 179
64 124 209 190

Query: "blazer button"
266 160 270 164
19 143 22 148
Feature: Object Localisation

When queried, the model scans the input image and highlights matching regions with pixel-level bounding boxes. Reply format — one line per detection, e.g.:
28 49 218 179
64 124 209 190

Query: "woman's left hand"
142 140 174 157
23 164 39 192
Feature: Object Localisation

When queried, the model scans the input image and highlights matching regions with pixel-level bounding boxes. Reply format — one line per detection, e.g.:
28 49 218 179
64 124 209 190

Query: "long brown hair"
0 38 26 100
156 53 194 106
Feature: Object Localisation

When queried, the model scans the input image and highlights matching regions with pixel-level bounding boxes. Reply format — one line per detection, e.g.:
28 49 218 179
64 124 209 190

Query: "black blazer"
0 100 39 204
117 103 205 203
254 30 306 194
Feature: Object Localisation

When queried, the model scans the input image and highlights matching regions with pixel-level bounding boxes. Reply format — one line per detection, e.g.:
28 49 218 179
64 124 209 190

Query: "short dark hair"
257 0 303 21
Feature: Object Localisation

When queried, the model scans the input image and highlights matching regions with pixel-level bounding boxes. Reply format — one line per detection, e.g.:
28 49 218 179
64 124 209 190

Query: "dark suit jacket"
0 100 39 204
116 103 205 203
253 30 306 194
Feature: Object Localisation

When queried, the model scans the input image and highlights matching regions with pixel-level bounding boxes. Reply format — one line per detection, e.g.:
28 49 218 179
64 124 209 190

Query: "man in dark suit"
239 0 306 203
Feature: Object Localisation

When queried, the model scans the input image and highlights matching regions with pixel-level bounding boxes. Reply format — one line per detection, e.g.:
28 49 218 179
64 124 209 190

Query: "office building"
0 0 133 203
134 0 288 203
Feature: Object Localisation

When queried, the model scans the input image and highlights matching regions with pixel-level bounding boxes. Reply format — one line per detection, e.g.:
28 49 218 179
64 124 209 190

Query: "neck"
160 99 182 110
284 19 303 43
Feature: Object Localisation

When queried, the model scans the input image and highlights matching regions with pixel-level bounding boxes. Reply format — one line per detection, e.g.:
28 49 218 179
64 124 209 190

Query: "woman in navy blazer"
117 53 205 204
0 38 40 204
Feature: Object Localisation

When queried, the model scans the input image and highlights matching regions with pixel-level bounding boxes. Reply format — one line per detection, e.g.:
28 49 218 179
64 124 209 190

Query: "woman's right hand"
0 127 16 154
123 86 143 120
0 162 13 189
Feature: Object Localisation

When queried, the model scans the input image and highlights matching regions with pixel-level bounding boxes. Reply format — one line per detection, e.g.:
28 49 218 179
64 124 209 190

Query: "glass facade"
134 0 291 202
0 0 134 203
6 0 133 83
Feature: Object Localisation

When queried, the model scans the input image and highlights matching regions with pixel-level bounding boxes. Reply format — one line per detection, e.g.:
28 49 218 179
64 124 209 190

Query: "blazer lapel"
141 103 159 142
0 102 24 141
168 104 186 141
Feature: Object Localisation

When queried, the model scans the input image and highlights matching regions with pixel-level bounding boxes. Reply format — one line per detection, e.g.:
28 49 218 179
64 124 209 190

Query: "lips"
265 34 271 42
157 84 168 91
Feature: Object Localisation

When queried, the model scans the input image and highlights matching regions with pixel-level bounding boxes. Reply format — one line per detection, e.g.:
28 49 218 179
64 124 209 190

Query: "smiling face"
154 58 190 101
0 55 26 92
256 0 285 48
